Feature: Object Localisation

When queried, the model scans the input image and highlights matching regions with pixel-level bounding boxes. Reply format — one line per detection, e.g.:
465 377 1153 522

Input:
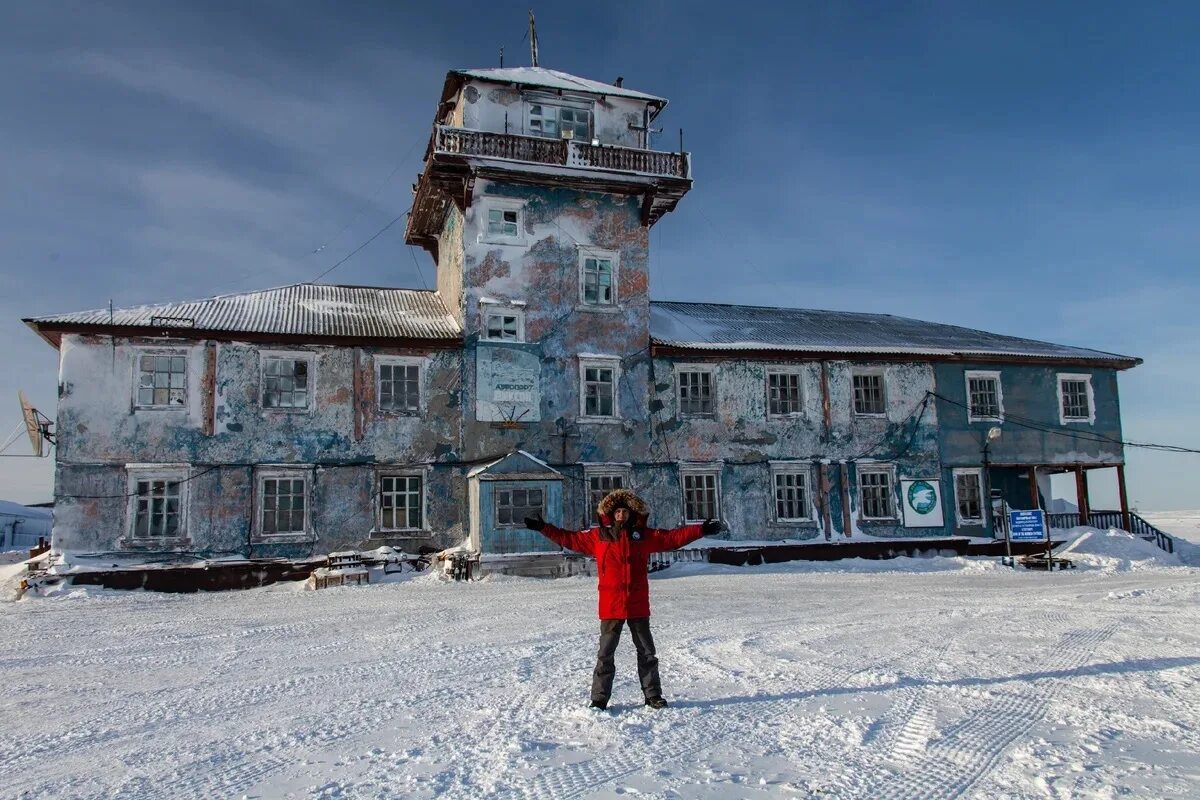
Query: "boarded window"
858 469 895 519
773 470 810 521
1061 379 1090 420
768 372 802 415
852 373 886 415
682 472 718 521
136 354 186 407
496 487 544 526
678 371 713 415
583 365 615 417
263 357 309 409
379 363 420 413
954 471 983 524
380 475 422 530
133 479 182 538
968 375 1001 419
260 477 306 535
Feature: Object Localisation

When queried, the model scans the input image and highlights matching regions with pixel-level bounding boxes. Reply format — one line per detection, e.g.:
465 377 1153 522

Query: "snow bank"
1057 526 1187 572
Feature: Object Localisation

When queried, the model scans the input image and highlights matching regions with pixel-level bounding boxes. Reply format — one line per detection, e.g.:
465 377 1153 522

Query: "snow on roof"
0 501 51 519
451 67 666 105
649 301 1141 367
25 283 462 344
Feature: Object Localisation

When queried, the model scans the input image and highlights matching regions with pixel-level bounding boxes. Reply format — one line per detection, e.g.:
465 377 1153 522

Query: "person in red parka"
524 488 721 710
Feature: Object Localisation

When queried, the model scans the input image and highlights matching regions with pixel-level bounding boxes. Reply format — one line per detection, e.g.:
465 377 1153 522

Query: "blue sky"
1 1 1197 509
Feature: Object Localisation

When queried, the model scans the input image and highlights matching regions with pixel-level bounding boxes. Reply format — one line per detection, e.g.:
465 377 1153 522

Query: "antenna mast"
528 9 539 67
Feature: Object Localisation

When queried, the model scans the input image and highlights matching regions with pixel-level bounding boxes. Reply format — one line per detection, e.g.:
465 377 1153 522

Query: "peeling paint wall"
458 81 651 148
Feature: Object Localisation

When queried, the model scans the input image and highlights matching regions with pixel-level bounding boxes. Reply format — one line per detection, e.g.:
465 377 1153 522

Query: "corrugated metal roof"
451 67 666 104
649 302 1140 366
27 283 461 341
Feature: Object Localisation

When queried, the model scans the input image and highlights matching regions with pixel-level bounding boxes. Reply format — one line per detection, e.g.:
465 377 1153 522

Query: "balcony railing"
433 126 690 179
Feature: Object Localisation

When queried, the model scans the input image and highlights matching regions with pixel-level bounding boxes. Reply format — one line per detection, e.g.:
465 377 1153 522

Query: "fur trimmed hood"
596 488 648 525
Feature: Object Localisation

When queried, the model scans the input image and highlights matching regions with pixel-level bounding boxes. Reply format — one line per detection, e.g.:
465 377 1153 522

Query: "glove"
701 518 722 535
524 514 546 532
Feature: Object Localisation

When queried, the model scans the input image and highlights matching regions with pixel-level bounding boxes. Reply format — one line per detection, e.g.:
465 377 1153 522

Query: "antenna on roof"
500 46 504 68
528 9 539 67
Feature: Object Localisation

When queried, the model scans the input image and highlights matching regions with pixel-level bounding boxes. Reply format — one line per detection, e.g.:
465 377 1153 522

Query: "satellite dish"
18 391 44 456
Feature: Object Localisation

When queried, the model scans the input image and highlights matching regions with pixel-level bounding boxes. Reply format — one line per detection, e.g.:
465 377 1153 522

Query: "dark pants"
591 617 662 703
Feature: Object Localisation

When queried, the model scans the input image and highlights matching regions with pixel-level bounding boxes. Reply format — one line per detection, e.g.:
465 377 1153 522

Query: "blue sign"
1009 509 1047 541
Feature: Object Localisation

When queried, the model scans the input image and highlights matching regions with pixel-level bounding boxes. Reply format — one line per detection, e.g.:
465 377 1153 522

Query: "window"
579 357 619 419
579 250 617 306
678 369 714 416
1058 374 1094 423
377 358 422 414
127 466 188 541
953 469 984 525
528 102 592 140
768 371 803 416
488 208 519 238
135 353 187 408
379 474 423 531
586 469 628 525
262 354 312 409
484 309 524 342
852 371 886 416
858 466 895 519
772 468 810 521
257 472 309 537
681 470 719 522
966 371 1003 421
496 486 544 526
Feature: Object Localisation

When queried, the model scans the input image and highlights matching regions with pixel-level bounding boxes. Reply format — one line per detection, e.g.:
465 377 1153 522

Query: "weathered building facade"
25 66 1141 571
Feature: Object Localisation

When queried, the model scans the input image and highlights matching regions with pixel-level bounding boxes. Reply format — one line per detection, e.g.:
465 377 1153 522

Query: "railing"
1046 510 1175 554
434 126 690 178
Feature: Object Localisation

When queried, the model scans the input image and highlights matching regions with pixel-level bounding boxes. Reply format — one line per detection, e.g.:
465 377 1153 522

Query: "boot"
644 696 668 709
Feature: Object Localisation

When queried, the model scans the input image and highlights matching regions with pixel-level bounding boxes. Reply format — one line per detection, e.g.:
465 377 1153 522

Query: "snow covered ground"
1 529 1198 799
1141 510 1200 546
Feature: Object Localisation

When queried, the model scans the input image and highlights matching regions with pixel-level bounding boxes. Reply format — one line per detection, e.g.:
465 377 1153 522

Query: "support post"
1074 465 1090 526
1028 465 1040 509
1116 463 1131 532
839 462 853 539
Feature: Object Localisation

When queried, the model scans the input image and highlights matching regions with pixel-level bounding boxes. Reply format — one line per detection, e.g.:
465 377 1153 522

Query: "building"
23 65 1141 574
0 501 52 552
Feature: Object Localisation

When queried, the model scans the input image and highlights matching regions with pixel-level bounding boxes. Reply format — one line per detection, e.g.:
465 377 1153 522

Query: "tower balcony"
406 125 692 258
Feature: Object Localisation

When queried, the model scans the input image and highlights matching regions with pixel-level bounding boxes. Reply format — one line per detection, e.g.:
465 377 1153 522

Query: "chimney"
614 76 624 88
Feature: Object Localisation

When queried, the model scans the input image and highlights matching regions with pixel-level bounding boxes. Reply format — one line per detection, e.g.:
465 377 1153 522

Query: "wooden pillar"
1028 465 1040 509
819 462 833 541
351 348 364 442
820 361 833 439
840 462 854 538
1116 464 1131 532
1074 465 1090 525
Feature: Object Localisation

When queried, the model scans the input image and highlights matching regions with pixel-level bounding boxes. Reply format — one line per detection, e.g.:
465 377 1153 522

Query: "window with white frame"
678 368 714 416
379 473 424 531
483 308 524 342
579 357 619 419
858 466 896 519
257 471 309 537
579 249 617 307
1058 374 1094 423
527 102 592 140
772 467 811 521
495 486 544 527
852 371 886 416
966 371 1003 421
127 467 188 540
134 352 187 408
479 199 526 245
953 468 984 525
377 358 422 414
586 469 628 525
262 353 312 410
681 469 720 522
767 371 803 416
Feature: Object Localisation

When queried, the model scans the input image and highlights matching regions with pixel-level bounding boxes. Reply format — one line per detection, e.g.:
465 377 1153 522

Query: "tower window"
578 249 619 307
528 103 592 140
488 208 519 237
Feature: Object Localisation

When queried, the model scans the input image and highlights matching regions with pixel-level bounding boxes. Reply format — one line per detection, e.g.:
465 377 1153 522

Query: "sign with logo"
901 479 944 528
1009 509 1048 541
476 346 541 422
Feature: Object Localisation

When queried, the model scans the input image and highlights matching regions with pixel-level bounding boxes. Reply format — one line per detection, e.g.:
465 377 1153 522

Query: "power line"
312 207 410 284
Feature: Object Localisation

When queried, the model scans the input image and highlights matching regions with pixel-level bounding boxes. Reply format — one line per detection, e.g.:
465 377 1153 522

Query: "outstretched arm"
645 519 721 553
525 515 595 556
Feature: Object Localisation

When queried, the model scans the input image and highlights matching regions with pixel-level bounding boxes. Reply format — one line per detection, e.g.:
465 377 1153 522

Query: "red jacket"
539 512 704 619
